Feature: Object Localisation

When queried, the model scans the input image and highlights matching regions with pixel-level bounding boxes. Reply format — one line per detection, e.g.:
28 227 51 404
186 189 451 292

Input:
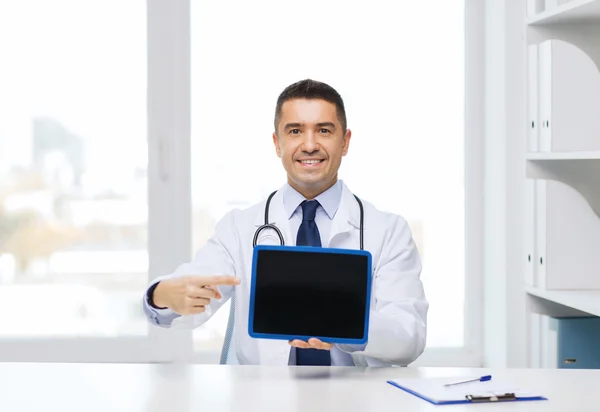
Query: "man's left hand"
289 338 333 350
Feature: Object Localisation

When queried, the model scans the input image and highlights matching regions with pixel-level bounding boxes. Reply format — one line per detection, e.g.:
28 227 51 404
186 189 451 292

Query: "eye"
319 128 331 134
289 129 301 135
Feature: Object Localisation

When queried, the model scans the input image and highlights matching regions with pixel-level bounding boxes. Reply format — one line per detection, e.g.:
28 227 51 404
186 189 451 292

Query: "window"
191 0 467 358
0 1 148 338
0 0 477 364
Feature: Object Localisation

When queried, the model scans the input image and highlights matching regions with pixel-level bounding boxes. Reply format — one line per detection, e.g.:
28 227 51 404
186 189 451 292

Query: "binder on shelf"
524 178 536 287
538 316 600 369
534 180 600 290
528 312 542 368
534 180 547 287
527 44 539 153
538 40 552 152
556 317 600 369
540 315 559 368
387 377 547 405
537 39 600 152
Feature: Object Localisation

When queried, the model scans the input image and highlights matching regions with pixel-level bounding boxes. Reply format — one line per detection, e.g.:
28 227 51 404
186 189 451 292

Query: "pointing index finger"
194 275 241 287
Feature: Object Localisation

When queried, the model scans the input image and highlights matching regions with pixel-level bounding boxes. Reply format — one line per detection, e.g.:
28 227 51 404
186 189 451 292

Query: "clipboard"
387 377 548 405
248 245 372 344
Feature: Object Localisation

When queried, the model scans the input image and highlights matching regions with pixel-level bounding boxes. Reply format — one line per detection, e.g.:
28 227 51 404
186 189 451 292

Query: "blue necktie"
294 200 331 366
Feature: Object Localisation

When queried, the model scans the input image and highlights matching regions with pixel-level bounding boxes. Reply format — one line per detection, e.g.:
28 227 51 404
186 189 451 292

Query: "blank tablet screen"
249 246 371 342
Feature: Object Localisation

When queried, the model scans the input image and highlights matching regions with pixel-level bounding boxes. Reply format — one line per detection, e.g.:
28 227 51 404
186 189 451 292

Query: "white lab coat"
148 181 428 366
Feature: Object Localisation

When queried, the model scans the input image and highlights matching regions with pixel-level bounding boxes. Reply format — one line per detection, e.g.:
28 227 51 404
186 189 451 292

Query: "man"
143 79 428 366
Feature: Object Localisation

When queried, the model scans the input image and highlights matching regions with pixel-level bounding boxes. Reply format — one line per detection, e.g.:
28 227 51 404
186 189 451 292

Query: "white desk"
0 363 597 411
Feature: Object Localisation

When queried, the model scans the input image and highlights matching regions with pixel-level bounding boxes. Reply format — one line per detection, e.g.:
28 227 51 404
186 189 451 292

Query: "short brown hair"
274 79 347 132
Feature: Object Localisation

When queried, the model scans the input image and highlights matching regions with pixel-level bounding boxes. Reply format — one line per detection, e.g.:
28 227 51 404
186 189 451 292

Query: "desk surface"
0 363 597 411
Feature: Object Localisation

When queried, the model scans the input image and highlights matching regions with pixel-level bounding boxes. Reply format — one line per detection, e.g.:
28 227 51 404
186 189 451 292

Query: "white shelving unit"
528 0 600 25
523 0 600 368
526 286 600 318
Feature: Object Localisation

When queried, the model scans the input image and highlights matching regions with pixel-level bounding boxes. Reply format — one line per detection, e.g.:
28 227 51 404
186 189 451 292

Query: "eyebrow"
316 122 336 130
283 122 337 131
283 123 304 131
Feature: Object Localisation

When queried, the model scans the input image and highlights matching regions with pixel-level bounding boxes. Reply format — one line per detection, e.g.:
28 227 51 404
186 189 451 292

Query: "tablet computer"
248 245 372 345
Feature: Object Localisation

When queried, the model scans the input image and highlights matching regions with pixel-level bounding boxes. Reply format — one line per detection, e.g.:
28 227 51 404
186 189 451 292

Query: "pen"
444 375 492 387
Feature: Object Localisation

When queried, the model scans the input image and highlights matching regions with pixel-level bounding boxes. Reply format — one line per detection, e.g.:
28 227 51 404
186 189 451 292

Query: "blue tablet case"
248 245 372 344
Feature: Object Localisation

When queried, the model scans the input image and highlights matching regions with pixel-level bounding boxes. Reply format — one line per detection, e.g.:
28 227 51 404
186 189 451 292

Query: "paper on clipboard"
387 377 547 405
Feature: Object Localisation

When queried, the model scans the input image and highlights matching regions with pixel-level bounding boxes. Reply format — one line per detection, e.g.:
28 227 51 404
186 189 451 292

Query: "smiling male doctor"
143 79 428 366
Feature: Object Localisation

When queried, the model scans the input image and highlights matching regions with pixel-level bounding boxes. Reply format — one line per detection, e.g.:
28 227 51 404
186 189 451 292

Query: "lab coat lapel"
328 183 363 249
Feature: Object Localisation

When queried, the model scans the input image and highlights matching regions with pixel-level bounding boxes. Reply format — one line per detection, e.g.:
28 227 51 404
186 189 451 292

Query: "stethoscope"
252 190 365 250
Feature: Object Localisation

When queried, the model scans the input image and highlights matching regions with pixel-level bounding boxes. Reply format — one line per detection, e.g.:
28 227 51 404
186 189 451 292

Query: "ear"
272 132 282 158
341 129 352 156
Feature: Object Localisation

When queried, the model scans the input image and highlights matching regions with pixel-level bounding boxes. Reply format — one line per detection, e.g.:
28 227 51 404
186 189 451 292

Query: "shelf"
528 0 600 25
527 153 600 217
527 151 600 160
526 286 600 317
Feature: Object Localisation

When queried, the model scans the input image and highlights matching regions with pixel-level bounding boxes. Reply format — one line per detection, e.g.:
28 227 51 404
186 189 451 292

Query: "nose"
301 131 319 153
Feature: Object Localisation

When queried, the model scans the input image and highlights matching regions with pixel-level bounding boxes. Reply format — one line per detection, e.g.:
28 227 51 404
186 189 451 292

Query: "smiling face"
273 98 351 199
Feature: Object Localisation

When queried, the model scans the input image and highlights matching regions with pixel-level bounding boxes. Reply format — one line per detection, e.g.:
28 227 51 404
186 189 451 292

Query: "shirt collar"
283 180 342 220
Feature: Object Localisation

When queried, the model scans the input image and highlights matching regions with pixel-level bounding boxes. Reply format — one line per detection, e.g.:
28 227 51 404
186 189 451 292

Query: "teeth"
301 160 321 164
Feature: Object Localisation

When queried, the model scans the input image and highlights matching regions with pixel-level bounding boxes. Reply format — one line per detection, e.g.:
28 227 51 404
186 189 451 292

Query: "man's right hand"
152 275 241 316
